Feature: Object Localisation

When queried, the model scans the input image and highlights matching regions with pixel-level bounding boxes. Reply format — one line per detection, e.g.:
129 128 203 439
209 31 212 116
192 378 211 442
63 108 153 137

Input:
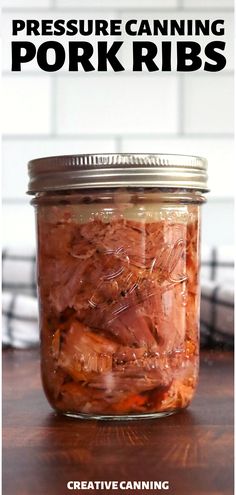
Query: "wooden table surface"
3 349 233 495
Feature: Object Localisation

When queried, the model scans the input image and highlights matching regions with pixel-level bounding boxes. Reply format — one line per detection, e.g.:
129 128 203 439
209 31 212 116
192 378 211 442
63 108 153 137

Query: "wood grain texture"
3 349 234 495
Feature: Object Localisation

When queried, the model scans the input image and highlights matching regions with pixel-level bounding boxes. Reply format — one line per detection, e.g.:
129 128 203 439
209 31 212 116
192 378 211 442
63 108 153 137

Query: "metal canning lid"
27 153 208 193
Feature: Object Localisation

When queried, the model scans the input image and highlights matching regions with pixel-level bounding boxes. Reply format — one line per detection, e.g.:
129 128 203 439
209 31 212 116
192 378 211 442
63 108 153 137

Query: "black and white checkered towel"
2 292 39 349
2 247 37 297
201 246 234 284
200 280 234 348
2 246 234 349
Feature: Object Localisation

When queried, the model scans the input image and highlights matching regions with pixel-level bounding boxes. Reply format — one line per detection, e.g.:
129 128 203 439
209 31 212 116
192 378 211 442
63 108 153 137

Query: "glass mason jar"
28 153 208 420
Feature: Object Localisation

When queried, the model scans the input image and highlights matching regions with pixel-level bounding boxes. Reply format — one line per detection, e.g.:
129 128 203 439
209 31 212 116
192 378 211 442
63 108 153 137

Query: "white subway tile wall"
183 74 234 134
2 0 50 7
55 0 178 8
2 138 117 199
2 1 234 247
3 0 232 8
56 75 178 135
2 76 52 134
183 0 233 8
121 137 234 197
3 204 36 248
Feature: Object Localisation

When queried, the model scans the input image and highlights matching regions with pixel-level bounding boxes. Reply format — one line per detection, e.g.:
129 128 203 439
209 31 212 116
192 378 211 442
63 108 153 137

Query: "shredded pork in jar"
37 199 200 416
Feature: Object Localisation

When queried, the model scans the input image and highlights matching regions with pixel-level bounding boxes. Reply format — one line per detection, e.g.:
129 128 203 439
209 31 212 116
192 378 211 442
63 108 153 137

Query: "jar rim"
27 153 209 194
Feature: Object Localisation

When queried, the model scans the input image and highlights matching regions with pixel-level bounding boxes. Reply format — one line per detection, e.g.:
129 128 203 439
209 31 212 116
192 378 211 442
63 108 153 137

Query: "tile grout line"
2 133 234 140
177 74 184 136
2 7 234 13
3 70 234 77
114 136 122 153
177 0 184 11
50 76 58 137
